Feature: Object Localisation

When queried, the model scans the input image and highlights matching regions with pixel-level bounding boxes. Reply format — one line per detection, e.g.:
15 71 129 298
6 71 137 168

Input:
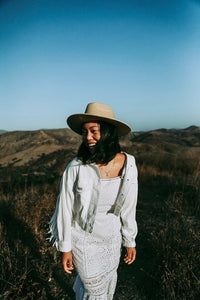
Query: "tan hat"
67 102 131 136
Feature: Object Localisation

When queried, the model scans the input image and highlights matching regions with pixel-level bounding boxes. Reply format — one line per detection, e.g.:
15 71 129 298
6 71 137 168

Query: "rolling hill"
0 126 199 170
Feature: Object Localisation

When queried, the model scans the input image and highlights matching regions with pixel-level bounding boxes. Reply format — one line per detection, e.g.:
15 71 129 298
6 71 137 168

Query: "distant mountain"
185 125 200 131
0 128 81 167
0 130 7 135
0 127 199 168
129 127 200 147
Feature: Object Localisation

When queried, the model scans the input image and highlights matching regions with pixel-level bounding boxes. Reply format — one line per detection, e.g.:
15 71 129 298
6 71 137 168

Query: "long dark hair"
77 121 121 164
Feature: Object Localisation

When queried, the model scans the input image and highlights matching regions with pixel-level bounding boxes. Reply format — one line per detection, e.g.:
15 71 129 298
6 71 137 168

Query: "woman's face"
82 122 101 150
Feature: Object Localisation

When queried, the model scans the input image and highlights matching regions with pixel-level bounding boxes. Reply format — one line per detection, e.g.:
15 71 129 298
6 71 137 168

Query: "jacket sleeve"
120 158 138 248
48 163 75 252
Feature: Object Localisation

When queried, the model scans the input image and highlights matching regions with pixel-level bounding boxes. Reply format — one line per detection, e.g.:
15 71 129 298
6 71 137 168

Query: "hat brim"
67 113 131 136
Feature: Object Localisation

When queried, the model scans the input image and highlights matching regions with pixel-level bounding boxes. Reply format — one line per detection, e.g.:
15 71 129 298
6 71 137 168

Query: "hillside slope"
0 128 81 167
0 126 200 170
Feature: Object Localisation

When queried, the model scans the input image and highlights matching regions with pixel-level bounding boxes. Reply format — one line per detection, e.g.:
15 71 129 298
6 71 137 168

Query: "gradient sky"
0 0 200 132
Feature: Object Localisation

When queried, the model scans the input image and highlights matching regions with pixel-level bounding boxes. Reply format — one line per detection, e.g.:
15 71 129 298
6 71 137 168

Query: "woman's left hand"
124 247 136 265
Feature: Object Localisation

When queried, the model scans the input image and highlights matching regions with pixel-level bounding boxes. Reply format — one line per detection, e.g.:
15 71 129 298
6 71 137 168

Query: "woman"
48 102 138 299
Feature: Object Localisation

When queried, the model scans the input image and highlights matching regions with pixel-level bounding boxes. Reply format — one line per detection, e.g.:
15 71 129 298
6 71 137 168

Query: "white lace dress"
72 176 122 300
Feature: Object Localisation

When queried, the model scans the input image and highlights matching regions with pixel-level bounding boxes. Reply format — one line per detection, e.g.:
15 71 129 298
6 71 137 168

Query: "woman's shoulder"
122 152 136 163
61 158 84 179
65 157 83 171
69 157 83 166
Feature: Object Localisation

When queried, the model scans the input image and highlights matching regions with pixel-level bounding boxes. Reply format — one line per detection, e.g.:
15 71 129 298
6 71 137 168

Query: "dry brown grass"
0 128 200 299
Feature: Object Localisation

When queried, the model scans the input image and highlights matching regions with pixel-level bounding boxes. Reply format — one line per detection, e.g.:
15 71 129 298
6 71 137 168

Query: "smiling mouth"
88 143 96 147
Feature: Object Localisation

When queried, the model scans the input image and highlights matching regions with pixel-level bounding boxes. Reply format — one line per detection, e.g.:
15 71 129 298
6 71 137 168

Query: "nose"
86 131 93 141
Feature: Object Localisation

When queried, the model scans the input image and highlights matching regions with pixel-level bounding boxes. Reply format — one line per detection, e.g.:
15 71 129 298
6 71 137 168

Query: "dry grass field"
0 127 200 299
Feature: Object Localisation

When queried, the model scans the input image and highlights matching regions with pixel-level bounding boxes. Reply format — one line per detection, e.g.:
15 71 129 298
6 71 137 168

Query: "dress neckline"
100 176 121 182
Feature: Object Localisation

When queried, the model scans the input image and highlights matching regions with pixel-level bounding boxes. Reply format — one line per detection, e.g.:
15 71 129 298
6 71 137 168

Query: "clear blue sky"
0 0 200 132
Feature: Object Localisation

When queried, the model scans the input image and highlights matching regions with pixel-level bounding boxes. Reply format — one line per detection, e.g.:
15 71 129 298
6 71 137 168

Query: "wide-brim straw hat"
67 102 131 136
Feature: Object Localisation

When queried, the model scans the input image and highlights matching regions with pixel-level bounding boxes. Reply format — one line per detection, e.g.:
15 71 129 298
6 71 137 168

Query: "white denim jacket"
48 152 138 252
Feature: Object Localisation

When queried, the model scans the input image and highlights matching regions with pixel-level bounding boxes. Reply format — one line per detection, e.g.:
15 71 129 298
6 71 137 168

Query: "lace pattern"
73 272 117 300
72 177 122 299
